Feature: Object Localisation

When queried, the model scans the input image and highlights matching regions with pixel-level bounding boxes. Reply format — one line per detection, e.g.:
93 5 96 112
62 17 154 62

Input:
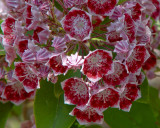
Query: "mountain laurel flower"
0 0 159 126
61 8 92 41
82 49 113 83
62 52 84 69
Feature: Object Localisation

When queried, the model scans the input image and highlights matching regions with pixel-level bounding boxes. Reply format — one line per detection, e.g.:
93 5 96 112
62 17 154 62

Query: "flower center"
76 21 85 29
73 15 89 34
90 57 99 64
72 81 88 96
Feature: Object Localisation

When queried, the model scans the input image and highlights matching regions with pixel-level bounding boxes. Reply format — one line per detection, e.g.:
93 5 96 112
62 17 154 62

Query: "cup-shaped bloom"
61 78 89 108
82 49 113 82
61 8 92 41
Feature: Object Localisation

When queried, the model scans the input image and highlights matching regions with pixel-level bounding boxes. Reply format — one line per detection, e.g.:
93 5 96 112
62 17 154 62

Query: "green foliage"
25 30 34 36
149 87 160 127
104 102 157 128
118 0 128 4
54 0 63 12
102 85 160 128
101 17 112 25
0 44 5 55
11 105 22 116
137 77 149 103
0 20 5 55
0 19 3 34
0 102 13 128
71 120 103 128
34 80 76 128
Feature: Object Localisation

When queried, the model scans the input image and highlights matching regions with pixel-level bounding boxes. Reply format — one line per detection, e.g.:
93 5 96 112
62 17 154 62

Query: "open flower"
14 62 40 92
2 79 35 105
89 87 120 113
103 61 129 88
82 49 113 82
61 8 92 41
70 106 104 125
61 78 89 108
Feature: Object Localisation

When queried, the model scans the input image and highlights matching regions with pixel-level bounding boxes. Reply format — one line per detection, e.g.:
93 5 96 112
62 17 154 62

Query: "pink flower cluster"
0 0 160 125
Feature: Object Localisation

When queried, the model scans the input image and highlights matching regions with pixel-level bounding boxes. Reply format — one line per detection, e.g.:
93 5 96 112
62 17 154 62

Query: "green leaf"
118 0 128 5
12 104 22 116
54 69 81 98
71 120 86 128
34 80 75 128
54 0 63 12
137 77 149 103
100 17 112 25
0 102 13 128
53 94 75 128
71 120 103 128
87 125 102 128
0 19 3 34
104 102 157 128
25 30 34 36
0 20 5 55
149 87 160 127
0 44 5 55
0 51 5 55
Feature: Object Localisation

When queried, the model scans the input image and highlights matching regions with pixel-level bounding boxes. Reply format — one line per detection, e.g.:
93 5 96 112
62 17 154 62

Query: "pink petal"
1 17 15 35
22 75 39 93
16 39 28 56
106 31 123 43
90 88 120 112
32 26 44 43
87 0 118 16
132 3 142 21
136 72 145 85
36 48 50 63
126 45 148 73
37 28 50 44
0 68 5 79
103 61 129 88
14 62 39 92
2 34 16 46
109 5 123 20
2 81 35 105
22 49 36 63
114 40 129 53
49 55 68 75
5 0 20 8
52 36 67 54
82 49 113 82
61 8 92 41
62 52 84 69
4 44 17 66
124 13 136 44
142 50 157 70
63 0 75 8
120 83 140 111
61 78 89 108
70 107 104 125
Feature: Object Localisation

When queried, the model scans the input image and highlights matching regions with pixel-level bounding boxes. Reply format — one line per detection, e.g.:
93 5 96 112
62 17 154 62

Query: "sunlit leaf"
34 80 75 128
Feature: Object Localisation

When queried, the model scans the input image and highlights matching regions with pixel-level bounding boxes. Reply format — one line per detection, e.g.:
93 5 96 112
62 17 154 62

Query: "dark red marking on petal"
62 78 89 107
90 88 119 112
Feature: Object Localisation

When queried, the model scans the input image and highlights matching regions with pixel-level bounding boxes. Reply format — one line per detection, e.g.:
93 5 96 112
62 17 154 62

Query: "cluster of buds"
0 0 160 125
